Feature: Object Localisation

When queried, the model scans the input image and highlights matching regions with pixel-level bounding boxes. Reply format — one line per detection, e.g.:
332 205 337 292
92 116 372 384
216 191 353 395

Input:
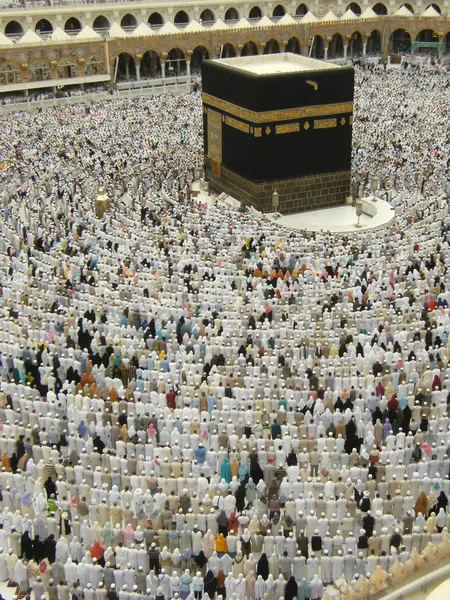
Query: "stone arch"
174 11 189 25
425 3 441 13
310 34 324 58
346 2 361 15
241 40 258 56
249 6 262 19
141 50 161 78
0 63 22 84
35 18 53 34
286 37 301 53
84 56 105 76
398 3 414 13
28 61 52 81
224 7 240 22
167 47 186 75
373 3 388 14
296 3 308 16
348 31 363 56
272 4 286 18
191 45 209 72
57 59 80 79
263 38 281 54
199 9 215 23
148 13 163 27
367 29 382 54
117 52 136 81
4 21 23 37
221 42 236 57
328 32 344 58
121 14 138 31
445 31 450 53
389 28 411 53
64 17 82 34
415 28 439 42
93 16 110 31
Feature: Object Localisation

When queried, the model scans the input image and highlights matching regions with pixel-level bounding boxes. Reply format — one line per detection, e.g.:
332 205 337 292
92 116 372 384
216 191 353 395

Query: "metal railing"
0 0 253 11
0 77 194 111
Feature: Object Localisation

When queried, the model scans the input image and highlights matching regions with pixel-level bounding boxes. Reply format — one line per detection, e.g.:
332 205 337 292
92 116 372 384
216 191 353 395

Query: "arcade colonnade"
0 16 450 88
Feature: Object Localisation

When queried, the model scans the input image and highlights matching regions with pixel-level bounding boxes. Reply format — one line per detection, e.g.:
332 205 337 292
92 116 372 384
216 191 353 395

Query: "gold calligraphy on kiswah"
224 115 250 134
202 92 353 124
314 118 337 129
275 123 300 135
207 108 222 164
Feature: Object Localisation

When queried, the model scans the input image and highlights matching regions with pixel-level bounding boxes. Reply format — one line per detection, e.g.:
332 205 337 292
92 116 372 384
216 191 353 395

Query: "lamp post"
95 186 109 218
371 176 379 202
355 199 363 228
272 189 279 213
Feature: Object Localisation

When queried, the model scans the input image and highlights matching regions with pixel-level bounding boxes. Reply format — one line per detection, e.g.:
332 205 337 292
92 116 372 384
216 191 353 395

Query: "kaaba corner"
201 53 354 214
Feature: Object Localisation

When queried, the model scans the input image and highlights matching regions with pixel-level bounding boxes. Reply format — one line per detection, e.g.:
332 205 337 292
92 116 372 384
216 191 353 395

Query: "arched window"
225 8 239 21
174 11 189 25
120 14 138 31
346 2 361 15
93 16 110 31
4 21 23 37
373 3 388 14
272 5 286 18
200 9 215 23
249 6 262 19
295 4 308 16
35 19 53 34
64 17 82 34
148 13 163 27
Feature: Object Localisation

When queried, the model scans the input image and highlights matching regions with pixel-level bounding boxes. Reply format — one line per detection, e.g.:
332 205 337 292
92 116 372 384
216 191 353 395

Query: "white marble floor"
266 198 396 233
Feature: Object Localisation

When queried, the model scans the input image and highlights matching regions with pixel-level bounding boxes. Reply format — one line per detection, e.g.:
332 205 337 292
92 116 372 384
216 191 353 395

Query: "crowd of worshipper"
0 61 449 600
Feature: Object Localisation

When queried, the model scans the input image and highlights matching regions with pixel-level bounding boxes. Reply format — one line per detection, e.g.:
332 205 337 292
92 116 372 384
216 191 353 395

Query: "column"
382 35 389 59
324 45 328 60
50 60 58 82
186 51 192 77
362 43 367 57
343 44 348 59
135 54 142 81
161 61 166 79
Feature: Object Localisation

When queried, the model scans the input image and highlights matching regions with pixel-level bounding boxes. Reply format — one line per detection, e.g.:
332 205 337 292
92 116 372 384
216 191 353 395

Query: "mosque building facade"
0 0 449 93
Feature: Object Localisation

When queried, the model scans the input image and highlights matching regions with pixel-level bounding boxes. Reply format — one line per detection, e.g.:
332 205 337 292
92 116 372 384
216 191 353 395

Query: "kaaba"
202 53 354 214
